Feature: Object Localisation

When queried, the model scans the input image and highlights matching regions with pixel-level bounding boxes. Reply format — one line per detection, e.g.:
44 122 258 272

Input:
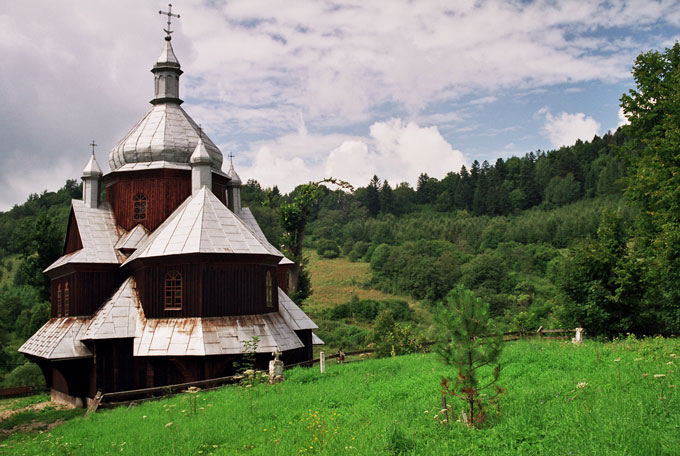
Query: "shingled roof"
124 187 282 264
45 201 123 273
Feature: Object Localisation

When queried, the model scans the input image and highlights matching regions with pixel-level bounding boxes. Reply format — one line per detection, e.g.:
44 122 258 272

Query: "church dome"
108 37 223 171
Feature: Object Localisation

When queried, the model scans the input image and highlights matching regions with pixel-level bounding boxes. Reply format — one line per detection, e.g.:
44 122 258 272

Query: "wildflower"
613 358 621 362
165 422 173 428
654 374 666 379
666 361 674 365
670 354 677 358
577 382 588 389
423 410 429 414
142 416 147 419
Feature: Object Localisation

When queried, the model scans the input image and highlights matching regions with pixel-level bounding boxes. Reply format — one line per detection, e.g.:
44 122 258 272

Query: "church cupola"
82 144 102 208
151 37 183 105
226 157 242 214
190 136 212 194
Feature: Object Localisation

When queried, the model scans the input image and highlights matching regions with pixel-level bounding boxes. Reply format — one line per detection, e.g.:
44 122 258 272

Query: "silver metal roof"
190 138 212 164
156 38 180 66
82 153 102 177
226 163 242 186
238 208 295 265
312 332 325 345
45 201 123 273
134 312 303 356
114 224 149 252
24 279 314 359
18 317 93 360
278 288 318 330
124 187 281 264
108 103 223 172
83 277 141 341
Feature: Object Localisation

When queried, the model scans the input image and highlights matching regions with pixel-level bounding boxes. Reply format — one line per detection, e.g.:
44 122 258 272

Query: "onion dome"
108 37 223 172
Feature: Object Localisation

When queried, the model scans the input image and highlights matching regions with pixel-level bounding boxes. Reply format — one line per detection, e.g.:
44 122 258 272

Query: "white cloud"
618 106 629 127
2 0 679 209
542 110 601 148
240 119 466 192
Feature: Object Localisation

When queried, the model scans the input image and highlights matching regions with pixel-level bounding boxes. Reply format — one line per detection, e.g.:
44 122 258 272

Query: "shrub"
2 362 45 388
316 240 340 259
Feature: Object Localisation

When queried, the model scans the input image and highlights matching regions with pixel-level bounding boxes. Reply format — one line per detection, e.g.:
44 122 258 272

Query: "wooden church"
19 10 321 407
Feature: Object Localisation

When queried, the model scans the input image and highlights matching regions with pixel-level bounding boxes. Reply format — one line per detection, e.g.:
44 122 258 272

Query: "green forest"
1 44 680 387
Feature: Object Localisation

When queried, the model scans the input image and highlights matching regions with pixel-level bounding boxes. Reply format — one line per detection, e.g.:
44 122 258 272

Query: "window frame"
265 270 273 308
164 270 182 311
133 193 147 221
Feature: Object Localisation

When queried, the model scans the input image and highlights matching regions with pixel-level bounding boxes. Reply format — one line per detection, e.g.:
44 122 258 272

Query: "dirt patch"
0 401 71 422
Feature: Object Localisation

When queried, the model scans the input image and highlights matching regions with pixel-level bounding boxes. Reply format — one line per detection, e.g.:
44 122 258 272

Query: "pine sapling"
434 285 504 428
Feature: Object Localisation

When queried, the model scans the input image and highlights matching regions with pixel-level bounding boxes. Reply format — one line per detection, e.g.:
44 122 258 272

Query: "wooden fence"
0 385 44 399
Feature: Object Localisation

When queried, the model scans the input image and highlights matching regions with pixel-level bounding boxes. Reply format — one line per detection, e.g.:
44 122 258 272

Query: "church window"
265 271 273 308
164 270 182 310
64 283 70 316
133 194 147 220
57 284 63 317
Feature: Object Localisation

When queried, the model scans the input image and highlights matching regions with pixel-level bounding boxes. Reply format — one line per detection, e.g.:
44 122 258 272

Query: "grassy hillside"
3 337 679 455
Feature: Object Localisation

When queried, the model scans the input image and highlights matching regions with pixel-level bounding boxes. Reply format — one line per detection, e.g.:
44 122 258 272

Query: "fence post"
536 326 543 338
320 351 326 374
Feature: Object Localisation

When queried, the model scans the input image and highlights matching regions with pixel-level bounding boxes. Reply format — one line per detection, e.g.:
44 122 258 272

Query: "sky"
1 0 680 211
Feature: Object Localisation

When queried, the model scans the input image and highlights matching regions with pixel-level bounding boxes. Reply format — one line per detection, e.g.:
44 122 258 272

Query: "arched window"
64 283 70 316
57 284 63 317
133 193 147 220
265 271 273 308
164 270 182 310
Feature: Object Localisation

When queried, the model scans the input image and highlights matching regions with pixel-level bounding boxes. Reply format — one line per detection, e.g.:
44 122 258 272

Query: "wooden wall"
134 260 279 318
51 268 124 317
105 169 192 232
104 169 231 232
63 212 83 254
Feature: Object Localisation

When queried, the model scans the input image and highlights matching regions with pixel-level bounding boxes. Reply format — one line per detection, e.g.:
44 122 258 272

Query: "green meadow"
2 337 679 455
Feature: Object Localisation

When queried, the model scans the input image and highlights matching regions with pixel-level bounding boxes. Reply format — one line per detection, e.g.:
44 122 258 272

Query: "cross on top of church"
90 140 97 155
159 4 180 39
228 152 235 165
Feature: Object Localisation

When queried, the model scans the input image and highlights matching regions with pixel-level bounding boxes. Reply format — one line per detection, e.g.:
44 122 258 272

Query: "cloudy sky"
2 0 679 210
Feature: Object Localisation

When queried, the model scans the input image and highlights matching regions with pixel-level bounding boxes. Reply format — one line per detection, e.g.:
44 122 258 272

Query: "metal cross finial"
228 152 235 165
90 140 97 156
159 3 180 39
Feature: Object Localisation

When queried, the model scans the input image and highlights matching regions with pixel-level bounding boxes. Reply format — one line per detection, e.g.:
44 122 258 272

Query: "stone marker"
269 349 284 384
320 351 326 374
572 327 584 344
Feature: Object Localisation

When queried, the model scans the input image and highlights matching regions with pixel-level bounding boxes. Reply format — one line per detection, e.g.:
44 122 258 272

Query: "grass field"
2 337 679 455
304 250 416 309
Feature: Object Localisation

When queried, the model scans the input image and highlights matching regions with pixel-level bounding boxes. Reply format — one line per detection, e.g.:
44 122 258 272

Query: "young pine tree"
434 285 504 427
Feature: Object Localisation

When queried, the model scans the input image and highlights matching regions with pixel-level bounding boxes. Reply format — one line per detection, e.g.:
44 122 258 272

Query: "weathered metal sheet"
238 208 294 265
124 188 282 263
312 332 325 345
109 104 223 171
83 277 141 340
114 224 149 252
133 312 303 357
277 288 318 330
45 201 124 272
18 318 92 360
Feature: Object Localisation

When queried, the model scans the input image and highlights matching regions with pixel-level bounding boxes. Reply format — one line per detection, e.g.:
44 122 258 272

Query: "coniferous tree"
434 285 503 427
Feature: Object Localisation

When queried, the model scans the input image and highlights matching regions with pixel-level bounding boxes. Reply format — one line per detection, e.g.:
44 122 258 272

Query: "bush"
2 362 45 388
316 240 340 259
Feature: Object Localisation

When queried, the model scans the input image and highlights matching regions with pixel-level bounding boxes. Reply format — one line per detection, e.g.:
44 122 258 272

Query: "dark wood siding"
104 169 192 232
277 265 290 294
51 268 123 317
212 173 228 206
64 212 83 254
134 260 278 318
